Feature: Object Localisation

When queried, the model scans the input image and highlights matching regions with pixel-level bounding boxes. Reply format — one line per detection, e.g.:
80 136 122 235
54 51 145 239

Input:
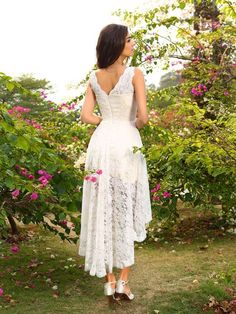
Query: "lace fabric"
78 66 152 278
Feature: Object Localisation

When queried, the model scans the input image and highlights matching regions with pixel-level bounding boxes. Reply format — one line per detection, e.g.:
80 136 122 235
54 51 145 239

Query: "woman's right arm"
133 67 149 129
80 82 102 126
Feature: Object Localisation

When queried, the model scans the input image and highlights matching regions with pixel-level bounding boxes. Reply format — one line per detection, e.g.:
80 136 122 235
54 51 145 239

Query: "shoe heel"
115 279 135 301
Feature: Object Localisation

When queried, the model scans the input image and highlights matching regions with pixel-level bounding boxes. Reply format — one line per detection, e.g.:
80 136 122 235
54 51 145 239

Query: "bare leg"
119 266 131 294
106 272 116 290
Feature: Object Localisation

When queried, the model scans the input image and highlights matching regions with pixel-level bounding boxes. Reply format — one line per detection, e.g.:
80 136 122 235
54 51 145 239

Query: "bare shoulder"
133 67 144 76
132 67 145 86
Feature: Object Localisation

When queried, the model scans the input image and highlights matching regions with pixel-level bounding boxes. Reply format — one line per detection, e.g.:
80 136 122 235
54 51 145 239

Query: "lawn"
0 211 236 314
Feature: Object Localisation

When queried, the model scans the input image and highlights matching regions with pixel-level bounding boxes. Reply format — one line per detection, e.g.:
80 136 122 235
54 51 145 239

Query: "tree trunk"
7 214 19 235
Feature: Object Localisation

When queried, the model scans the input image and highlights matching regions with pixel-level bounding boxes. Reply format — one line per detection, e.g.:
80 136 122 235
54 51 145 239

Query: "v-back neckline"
94 67 129 97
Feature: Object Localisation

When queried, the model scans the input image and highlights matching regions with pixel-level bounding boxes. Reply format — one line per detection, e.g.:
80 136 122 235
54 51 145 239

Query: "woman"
78 23 152 301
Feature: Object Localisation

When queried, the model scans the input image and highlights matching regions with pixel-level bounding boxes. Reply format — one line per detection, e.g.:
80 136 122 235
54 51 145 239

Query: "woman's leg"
119 266 130 281
106 272 116 290
118 266 132 294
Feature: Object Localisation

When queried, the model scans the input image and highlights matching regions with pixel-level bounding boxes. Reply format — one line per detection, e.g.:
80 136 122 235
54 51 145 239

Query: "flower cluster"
151 182 171 201
191 84 208 96
38 169 53 187
84 169 103 183
40 90 47 99
24 118 42 129
58 102 76 111
11 167 53 200
7 106 42 129
15 164 35 180
8 106 31 114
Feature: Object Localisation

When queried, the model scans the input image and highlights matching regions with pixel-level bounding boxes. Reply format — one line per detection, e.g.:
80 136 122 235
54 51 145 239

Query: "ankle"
106 275 116 282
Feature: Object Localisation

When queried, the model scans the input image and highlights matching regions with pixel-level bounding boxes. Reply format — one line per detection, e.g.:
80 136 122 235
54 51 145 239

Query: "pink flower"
21 169 28 176
44 173 53 180
0 287 3 296
12 106 31 113
192 56 200 63
85 175 91 181
11 189 20 199
151 188 157 193
229 299 236 306
90 176 97 182
212 20 221 30
38 170 52 180
39 178 49 186
28 174 35 180
163 191 171 198
155 183 161 190
40 90 47 99
191 84 207 96
38 170 45 175
30 192 39 200
144 55 153 62
59 220 67 226
33 124 42 129
11 245 20 253
96 169 103 175
152 196 160 201
224 91 230 96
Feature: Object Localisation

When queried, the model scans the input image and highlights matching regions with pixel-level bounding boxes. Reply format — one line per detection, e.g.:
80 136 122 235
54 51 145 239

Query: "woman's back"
89 66 137 122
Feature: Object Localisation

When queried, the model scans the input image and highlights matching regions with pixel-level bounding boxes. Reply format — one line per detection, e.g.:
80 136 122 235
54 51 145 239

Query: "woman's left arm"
80 82 102 125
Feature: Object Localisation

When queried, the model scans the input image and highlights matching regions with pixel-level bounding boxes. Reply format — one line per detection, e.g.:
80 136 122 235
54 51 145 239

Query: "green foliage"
0 72 90 243
116 0 236 228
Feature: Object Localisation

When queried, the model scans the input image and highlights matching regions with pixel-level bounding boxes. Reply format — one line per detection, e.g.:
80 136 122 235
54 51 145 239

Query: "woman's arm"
133 67 149 129
80 82 102 125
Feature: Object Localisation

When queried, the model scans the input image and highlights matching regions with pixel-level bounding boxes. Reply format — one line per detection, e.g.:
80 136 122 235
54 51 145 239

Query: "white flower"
74 152 87 168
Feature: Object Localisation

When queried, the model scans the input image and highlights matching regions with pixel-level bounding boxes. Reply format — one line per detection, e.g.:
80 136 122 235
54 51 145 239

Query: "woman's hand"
135 117 146 129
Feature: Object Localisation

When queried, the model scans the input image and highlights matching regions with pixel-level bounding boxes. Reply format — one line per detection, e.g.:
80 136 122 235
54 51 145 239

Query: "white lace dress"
78 66 152 278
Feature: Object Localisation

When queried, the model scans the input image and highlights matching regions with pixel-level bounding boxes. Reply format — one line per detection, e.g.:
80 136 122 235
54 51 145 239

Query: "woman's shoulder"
133 66 144 75
132 67 145 83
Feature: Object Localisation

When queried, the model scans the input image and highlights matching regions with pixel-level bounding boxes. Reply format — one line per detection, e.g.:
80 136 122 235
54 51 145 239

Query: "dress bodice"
89 66 137 122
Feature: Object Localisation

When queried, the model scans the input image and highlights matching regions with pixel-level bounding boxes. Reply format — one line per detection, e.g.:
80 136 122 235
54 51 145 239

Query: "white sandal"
115 279 135 300
104 280 116 296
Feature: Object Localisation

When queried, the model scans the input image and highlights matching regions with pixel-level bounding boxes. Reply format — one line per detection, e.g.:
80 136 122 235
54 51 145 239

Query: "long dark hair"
96 24 128 69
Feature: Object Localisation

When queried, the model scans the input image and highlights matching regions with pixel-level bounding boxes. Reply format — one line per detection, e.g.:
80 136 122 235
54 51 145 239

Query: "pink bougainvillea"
11 189 20 199
30 192 39 200
11 245 20 253
84 168 103 183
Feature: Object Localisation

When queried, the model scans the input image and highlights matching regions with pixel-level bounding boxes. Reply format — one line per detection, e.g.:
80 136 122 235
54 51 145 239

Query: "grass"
0 211 236 314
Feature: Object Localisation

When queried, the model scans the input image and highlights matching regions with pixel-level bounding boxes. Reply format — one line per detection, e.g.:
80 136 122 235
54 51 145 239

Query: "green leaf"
2 111 13 125
6 82 15 92
15 136 30 152
59 212 66 220
179 2 186 9
5 177 15 189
